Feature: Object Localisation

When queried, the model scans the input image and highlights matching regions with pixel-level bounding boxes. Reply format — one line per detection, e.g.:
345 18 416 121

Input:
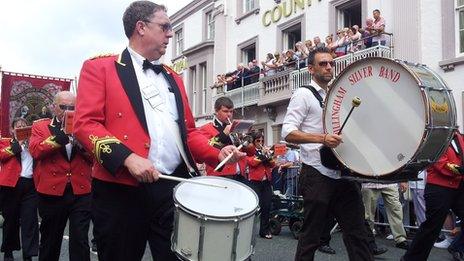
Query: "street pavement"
1 223 453 260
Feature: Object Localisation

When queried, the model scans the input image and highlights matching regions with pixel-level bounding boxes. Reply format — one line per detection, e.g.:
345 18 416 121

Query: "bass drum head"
173 176 258 218
324 58 426 176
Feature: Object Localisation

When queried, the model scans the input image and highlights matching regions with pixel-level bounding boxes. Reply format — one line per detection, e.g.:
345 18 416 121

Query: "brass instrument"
255 143 274 162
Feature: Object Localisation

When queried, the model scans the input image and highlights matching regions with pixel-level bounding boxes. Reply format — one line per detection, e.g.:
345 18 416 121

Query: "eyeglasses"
144 20 172 32
318 61 335 67
58 104 75 111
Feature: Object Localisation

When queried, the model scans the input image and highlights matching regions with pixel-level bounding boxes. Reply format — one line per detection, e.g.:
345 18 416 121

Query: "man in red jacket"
29 91 92 261
199 97 247 181
402 130 464 261
73 2 243 261
0 118 38 261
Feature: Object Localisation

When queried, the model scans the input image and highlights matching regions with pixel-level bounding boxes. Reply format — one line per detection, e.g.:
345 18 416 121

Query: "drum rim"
323 57 433 177
173 176 260 220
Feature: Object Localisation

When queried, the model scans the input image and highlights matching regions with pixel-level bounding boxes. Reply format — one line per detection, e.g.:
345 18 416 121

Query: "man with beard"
282 47 373 261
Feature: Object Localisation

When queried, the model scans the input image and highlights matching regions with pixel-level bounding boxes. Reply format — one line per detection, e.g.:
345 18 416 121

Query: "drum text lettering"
378 66 400 83
348 66 373 85
331 86 347 133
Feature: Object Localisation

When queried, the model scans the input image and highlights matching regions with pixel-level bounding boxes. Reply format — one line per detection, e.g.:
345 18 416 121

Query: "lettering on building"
262 0 321 27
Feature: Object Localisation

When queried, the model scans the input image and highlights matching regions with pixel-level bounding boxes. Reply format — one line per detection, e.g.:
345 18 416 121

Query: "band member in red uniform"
73 2 243 261
0 118 38 261
29 91 92 261
247 132 276 239
402 130 464 261
200 97 247 182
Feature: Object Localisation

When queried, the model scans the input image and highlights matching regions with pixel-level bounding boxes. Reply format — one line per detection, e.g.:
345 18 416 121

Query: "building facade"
164 0 464 145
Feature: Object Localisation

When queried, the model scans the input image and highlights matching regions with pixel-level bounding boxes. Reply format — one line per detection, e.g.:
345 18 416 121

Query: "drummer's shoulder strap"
301 85 324 108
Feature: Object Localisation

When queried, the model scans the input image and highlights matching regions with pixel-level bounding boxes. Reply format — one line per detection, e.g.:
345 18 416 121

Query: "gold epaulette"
162 64 175 75
89 53 117 60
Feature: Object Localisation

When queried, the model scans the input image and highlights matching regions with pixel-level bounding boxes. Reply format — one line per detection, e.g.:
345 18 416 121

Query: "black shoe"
318 244 336 254
396 240 410 250
91 240 98 252
4 251 14 261
371 246 388 256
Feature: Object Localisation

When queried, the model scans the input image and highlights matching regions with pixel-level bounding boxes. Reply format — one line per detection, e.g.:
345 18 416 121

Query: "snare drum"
323 57 457 178
172 176 259 261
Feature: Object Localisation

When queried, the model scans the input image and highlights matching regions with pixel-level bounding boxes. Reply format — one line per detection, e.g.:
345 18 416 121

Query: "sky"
0 0 192 79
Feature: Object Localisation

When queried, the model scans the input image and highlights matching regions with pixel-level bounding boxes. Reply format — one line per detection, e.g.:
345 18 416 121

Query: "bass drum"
323 57 457 178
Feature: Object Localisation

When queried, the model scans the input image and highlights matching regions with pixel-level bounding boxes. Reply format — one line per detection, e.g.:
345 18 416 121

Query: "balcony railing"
213 37 394 110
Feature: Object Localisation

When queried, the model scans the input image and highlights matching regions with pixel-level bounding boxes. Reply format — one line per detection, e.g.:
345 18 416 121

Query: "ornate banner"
0 71 72 137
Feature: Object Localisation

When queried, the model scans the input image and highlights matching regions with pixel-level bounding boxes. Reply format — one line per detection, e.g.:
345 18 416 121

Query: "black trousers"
403 182 464 261
249 180 273 236
1 177 39 257
295 164 373 261
38 184 91 261
92 165 190 261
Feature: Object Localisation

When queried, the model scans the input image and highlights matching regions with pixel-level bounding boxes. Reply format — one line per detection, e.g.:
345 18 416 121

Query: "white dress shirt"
20 144 33 178
128 47 181 174
282 82 340 179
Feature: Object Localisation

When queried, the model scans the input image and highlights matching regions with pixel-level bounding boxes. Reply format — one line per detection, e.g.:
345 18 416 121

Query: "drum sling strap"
301 85 324 108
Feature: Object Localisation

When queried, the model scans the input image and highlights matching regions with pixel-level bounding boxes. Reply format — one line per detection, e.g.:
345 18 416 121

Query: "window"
241 44 256 63
200 63 207 115
244 0 256 13
189 66 197 115
283 24 301 50
175 29 184 57
458 0 464 54
206 11 215 40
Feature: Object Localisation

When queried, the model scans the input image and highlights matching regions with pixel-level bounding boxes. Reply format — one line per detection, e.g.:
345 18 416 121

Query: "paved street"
1 223 452 260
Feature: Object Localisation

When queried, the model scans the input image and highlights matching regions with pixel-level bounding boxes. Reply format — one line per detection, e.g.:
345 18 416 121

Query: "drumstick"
337 96 361 135
158 174 227 189
214 143 244 171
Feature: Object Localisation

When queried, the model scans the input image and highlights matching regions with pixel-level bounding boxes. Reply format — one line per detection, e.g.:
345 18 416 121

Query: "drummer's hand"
124 153 160 183
323 134 342 148
399 182 408 193
219 145 246 163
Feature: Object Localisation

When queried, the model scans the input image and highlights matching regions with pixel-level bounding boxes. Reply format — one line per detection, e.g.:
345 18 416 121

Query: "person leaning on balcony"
313 36 325 48
372 9 386 46
325 35 338 58
234 63 251 87
349 26 363 52
360 18 374 48
283 49 298 70
305 39 315 53
261 53 278 76
295 41 309 68
248 60 261 83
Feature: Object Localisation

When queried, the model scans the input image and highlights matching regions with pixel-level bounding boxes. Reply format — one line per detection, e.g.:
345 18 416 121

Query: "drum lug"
231 219 240 261
180 248 192 257
426 125 457 130
172 205 180 250
198 217 206 261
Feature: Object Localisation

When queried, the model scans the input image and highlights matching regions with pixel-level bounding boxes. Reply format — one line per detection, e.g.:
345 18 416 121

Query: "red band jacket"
29 118 92 196
0 138 22 187
427 133 464 189
73 49 220 187
247 147 276 182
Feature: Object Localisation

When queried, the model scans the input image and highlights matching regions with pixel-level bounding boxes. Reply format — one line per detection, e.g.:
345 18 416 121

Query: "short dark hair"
373 9 380 13
122 1 167 38
250 131 264 143
11 117 28 128
214 97 234 111
307 47 331 66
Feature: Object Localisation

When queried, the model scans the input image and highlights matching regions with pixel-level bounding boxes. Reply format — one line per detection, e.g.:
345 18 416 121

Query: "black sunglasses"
59 104 75 111
144 20 172 32
318 61 335 67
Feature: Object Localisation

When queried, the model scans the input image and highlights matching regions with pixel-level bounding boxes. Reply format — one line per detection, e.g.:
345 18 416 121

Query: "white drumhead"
324 58 426 176
174 176 258 218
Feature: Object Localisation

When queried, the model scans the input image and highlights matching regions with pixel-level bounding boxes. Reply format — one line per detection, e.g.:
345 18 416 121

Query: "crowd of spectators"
213 9 388 91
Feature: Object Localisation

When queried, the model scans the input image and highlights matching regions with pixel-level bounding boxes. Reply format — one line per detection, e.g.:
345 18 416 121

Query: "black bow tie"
142 59 164 74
